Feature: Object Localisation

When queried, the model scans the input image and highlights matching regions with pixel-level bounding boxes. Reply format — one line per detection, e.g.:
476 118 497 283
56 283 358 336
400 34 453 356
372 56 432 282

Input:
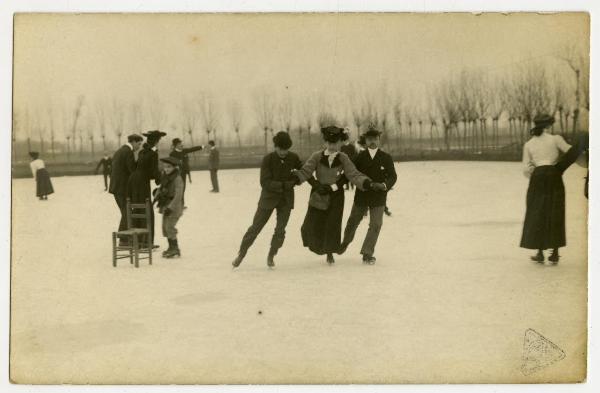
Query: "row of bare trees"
13 47 588 162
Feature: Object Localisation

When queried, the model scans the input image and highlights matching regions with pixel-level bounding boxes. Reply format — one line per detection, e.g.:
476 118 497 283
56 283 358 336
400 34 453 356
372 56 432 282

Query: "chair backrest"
126 198 151 231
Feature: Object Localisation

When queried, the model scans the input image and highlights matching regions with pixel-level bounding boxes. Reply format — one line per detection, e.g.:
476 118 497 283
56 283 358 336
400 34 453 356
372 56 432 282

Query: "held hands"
163 207 172 217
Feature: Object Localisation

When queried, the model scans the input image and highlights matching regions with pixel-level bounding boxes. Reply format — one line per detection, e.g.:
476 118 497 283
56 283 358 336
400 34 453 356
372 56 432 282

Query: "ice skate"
232 253 244 269
362 254 376 265
163 248 180 258
326 253 335 265
548 250 560 265
530 251 544 263
267 254 275 269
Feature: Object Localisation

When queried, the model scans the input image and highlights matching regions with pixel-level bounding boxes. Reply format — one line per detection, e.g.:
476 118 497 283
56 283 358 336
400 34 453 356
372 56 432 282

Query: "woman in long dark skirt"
520 114 581 264
29 151 54 200
293 126 377 264
127 130 166 247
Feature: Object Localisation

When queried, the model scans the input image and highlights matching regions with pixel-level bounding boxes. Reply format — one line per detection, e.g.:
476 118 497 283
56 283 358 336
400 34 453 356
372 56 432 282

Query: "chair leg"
149 241 153 265
112 232 117 267
133 234 139 268
129 236 134 265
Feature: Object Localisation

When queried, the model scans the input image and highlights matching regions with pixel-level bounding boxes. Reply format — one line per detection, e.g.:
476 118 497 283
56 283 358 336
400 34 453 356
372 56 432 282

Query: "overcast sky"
13 12 589 143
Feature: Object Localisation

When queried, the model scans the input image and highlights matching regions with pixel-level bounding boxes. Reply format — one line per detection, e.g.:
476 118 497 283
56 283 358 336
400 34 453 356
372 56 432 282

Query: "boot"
162 239 174 257
548 248 560 264
232 251 246 268
362 254 377 265
326 253 335 265
530 249 544 263
163 239 181 258
384 206 392 216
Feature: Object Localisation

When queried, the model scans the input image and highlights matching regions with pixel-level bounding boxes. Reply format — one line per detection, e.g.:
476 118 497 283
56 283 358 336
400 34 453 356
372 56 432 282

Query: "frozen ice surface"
10 161 588 383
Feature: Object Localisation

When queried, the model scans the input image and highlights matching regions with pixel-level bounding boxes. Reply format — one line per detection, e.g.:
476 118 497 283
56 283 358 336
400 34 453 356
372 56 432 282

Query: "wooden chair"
112 198 153 268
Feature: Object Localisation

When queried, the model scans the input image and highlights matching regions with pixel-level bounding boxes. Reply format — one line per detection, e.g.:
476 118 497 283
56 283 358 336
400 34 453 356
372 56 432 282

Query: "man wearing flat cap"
109 133 143 244
232 131 302 269
339 127 397 264
128 130 167 248
169 138 205 208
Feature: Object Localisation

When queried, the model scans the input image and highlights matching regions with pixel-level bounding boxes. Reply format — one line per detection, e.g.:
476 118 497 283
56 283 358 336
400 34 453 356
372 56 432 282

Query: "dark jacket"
155 169 184 217
127 145 161 203
258 151 302 210
95 157 112 175
208 147 220 170
169 146 204 174
352 148 397 207
341 143 357 161
109 145 136 196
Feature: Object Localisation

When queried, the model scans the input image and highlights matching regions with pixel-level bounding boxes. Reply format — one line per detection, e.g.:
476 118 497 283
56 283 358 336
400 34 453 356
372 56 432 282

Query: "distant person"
128 130 166 248
338 127 397 264
341 138 358 190
232 131 302 269
169 138 205 208
109 134 143 245
154 157 184 258
208 140 220 193
95 152 112 191
520 114 582 264
292 126 376 265
28 151 54 201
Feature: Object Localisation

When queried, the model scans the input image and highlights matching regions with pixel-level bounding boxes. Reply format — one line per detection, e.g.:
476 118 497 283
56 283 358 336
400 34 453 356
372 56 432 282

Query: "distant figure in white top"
29 151 54 201
520 114 581 265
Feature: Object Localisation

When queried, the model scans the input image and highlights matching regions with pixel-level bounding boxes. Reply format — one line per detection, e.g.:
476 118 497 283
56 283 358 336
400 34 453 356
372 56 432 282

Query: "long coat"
352 149 397 207
258 151 302 210
295 150 371 255
127 145 161 203
157 169 184 218
109 145 136 196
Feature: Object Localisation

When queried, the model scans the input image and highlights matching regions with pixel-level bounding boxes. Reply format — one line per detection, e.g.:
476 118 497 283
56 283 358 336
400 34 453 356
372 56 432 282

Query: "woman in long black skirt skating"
29 151 54 200
520 114 582 264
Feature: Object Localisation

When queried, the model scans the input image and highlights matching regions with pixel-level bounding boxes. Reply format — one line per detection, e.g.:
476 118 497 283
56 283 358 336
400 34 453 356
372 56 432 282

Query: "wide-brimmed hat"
363 126 382 138
160 156 180 167
273 131 293 150
172 138 182 146
29 151 39 159
321 125 348 143
530 113 555 132
142 130 167 138
127 133 143 143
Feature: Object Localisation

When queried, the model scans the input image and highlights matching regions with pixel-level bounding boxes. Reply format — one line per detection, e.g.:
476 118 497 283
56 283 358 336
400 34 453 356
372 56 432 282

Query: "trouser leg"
342 203 368 245
103 174 108 189
181 172 187 206
210 169 220 191
162 214 180 239
269 206 292 256
238 207 274 256
114 193 128 232
361 206 385 256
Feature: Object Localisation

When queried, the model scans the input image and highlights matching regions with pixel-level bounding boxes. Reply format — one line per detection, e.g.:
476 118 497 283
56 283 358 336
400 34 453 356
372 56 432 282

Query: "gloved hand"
370 182 387 192
317 184 332 195
163 207 172 217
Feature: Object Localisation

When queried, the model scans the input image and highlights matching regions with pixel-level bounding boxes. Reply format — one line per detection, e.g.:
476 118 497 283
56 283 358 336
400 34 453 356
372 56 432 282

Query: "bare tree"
129 101 144 133
198 92 219 143
146 96 168 131
297 96 315 150
253 88 275 152
277 92 293 133
229 99 243 153
488 78 504 147
392 94 403 153
181 98 199 148
552 72 568 135
556 43 588 136
95 101 108 152
109 98 125 147
434 78 461 151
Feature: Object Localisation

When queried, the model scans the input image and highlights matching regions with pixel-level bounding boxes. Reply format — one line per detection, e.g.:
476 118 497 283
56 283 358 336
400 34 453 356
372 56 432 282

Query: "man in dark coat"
232 131 302 268
338 128 397 264
341 138 358 190
128 130 166 247
169 138 205 207
109 134 143 243
95 152 112 191
208 140 220 192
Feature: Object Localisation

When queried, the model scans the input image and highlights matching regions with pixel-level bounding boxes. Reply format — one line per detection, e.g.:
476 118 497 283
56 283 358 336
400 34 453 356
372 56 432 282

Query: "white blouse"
29 159 45 179
522 132 571 177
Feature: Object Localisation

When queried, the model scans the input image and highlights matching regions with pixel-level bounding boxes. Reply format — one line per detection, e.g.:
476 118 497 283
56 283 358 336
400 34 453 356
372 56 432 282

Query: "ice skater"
338 127 397 264
154 157 184 258
208 140 220 193
520 114 582 264
292 125 380 265
29 151 54 200
356 134 392 217
232 131 302 269
95 152 112 191
128 130 167 248
109 134 143 245
169 138 205 208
